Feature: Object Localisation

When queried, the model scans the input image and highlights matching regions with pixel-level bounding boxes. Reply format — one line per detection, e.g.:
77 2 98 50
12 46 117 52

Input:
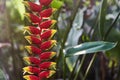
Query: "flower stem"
69 56 80 80
82 53 97 80
74 54 86 80
104 12 120 40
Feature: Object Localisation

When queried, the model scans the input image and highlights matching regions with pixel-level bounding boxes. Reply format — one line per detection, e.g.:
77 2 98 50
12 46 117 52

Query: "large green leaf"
65 41 116 57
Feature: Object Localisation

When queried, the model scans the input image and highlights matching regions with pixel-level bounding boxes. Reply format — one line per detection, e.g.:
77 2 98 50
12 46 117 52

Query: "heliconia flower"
23 66 40 74
23 75 39 80
23 0 58 79
39 20 56 29
23 57 40 65
25 46 42 54
39 0 52 6
25 36 41 44
24 13 42 24
23 26 41 34
22 1 42 12
40 40 57 50
41 29 57 40
40 52 56 60
40 8 56 18
39 62 56 70
39 70 56 79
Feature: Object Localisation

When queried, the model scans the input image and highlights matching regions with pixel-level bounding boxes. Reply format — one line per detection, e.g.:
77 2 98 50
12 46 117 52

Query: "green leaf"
65 41 116 57
51 0 63 9
99 0 108 39
11 0 25 20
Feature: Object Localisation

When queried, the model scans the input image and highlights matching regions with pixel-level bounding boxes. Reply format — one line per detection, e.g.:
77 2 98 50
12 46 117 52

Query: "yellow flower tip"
25 46 31 50
51 40 57 46
51 62 56 65
22 1 29 6
23 57 29 61
50 20 57 28
25 36 32 44
23 67 29 71
52 8 57 12
24 13 31 22
23 75 30 80
23 27 31 34
52 40 57 43
23 57 31 64
47 70 56 78
23 27 29 33
24 13 30 17
51 52 56 58
23 26 30 30
52 30 57 34
25 46 32 54
23 66 33 74
48 30 57 39
50 62 56 70
52 20 57 24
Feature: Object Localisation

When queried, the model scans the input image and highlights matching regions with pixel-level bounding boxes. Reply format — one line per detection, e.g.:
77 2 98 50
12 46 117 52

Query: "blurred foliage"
0 69 5 80
0 0 25 80
51 0 64 9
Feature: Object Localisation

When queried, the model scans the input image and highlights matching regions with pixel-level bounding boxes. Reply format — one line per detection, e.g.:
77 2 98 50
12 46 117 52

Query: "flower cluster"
22 0 57 80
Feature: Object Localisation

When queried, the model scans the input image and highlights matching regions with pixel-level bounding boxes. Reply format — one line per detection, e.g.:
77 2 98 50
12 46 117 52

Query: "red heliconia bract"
23 75 39 80
41 29 56 40
40 8 56 18
39 70 56 79
39 0 52 6
23 66 40 74
39 62 51 69
23 57 40 65
39 62 56 70
40 40 56 50
23 1 42 12
25 36 41 44
25 46 42 54
40 52 56 60
39 20 56 29
24 13 42 24
24 26 41 34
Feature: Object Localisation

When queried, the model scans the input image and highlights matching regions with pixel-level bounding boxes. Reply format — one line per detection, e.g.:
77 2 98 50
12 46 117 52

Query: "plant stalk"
82 53 97 80
74 54 86 80
69 56 80 80
104 12 120 40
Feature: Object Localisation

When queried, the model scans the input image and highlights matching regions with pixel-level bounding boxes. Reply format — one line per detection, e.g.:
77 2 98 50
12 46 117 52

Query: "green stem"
116 63 120 80
69 56 80 80
74 54 86 80
104 12 120 40
82 54 97 80
55 8 64 64
63 57 66 80
88 13 99 37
